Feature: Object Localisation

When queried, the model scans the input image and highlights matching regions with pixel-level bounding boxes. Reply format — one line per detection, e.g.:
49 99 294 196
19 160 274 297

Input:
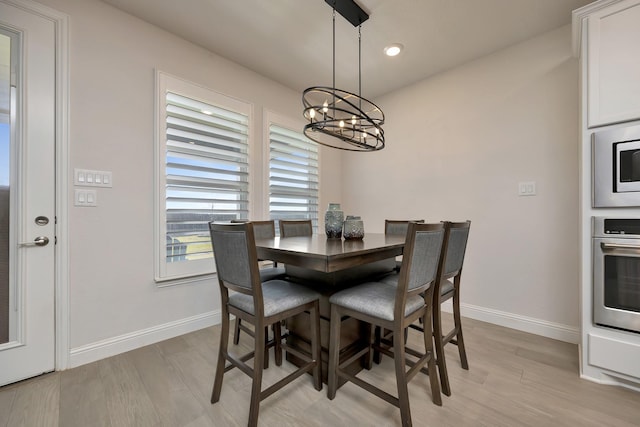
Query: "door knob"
19 236 49 247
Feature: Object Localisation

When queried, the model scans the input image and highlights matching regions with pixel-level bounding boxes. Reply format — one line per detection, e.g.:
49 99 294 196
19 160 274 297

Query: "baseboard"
68 310 221 368
580 370 640 393
441 301 580 344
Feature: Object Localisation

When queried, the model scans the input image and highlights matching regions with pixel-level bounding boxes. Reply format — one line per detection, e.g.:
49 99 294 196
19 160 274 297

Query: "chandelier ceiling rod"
302 0 385 152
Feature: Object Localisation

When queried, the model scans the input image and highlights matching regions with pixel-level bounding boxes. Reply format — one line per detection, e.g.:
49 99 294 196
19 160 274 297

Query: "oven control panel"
602 218 640 235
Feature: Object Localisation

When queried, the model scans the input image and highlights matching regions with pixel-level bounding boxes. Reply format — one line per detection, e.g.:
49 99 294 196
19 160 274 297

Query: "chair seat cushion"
229 280 320 318
259 266 286 282
440 279 454 296
329 282 425 322
379 273 455 297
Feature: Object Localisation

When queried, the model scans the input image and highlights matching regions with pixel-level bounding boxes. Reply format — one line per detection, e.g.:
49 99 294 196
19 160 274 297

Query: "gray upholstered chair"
327 222 445 425
430 220 471 396
379 220 471 397
279 219 313 237
231 220 287 366
385 219 425 271
209 222 322 427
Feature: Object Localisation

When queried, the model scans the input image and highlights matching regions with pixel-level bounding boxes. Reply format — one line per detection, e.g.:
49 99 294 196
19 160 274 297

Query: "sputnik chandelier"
302 0 385 151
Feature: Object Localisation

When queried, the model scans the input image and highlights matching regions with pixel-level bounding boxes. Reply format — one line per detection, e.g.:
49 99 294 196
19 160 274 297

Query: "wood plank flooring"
1 317 639 426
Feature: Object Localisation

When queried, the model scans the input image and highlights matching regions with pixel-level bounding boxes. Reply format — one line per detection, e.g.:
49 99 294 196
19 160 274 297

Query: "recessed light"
384 43 403 57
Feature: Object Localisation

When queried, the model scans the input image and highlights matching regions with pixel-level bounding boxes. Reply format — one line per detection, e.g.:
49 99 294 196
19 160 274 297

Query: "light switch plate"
518 181 536 196
75 189 97 207
74 168 113 188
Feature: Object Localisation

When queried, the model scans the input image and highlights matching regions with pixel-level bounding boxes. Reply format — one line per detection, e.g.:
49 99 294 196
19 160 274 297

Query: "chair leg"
364 323 374 370
211 308 230 404
393 325 412 427
373 326 382 365
433 301 451 396
310 303 323 391
233 317 241 345
453 292 469 370
327 304 341 400
423 307 442 406
263 326 270 370
248 324 266 427
273 321 283 366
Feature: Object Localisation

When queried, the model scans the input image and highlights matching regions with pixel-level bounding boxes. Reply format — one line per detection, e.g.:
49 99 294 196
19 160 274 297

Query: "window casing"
267 118 319 233
156 72 251 281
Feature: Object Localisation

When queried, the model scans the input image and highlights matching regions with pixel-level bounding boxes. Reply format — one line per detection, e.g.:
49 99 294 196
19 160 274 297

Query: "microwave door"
633 151 640 181
616 140 640 193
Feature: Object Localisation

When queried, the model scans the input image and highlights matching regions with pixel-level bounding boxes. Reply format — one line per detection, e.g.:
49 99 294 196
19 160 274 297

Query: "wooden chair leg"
433 301 451 396
423 308 442 406
453 293 469 370
211 308 230 404
373 326 382 364
393 325 412 427
310 303 322 391
327 304 341 400
248 324 266 427
274 321 283 366
364 323 374 370
263 326 270 370
233 317 241 345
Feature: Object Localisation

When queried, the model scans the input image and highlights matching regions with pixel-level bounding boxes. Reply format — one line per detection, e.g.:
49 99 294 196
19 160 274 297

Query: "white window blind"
268 124 318 231
156 71 251 281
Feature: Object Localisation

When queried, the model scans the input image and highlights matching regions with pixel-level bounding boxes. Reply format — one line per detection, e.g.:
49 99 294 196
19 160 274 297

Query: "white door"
0 0 56 386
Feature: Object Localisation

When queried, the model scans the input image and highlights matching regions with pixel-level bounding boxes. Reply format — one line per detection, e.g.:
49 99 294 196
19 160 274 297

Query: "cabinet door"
588 0 640 127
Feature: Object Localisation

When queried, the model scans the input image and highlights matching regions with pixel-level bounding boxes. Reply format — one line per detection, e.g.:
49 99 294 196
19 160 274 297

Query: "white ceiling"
103 0 591 98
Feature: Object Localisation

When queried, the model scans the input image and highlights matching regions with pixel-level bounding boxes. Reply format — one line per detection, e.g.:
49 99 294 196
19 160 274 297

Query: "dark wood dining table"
255 233 405 285
255 233 406 383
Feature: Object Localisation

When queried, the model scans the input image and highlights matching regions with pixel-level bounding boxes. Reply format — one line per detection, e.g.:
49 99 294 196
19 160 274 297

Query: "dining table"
255 233 406 384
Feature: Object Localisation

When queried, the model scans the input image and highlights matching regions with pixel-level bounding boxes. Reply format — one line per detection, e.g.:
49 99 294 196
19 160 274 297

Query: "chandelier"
302 0 385 152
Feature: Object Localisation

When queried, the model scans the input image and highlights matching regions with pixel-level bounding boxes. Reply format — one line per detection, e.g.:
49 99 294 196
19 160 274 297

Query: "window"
156 72 251 281
267 119 319 232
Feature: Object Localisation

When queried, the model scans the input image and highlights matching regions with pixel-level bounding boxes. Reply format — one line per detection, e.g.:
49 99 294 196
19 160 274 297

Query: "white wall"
36 0 342 366
34 0 579 368
342 25 580 341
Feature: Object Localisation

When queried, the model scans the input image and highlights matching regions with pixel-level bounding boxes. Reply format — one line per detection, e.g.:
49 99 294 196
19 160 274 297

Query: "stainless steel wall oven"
593 217 640 334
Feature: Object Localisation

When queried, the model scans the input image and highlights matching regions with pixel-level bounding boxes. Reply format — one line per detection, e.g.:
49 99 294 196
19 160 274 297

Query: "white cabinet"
575 0 640 388
587 0 640 127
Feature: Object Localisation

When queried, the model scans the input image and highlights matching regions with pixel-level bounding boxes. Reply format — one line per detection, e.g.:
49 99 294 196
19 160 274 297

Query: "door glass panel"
0 31 13 345
604 255 640 313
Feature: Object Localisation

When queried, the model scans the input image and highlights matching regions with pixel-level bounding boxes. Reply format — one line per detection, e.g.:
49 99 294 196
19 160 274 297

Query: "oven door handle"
601 242 640 254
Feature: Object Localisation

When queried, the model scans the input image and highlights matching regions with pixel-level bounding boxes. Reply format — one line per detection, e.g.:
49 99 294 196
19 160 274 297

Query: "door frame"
3 0 70 371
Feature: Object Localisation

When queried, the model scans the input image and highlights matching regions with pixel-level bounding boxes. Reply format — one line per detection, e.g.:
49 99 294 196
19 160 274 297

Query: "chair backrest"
440 221 471 280
384 219 425 237
279 219 313 238
208 222 262 302
394 222 445 314
251 220 277 240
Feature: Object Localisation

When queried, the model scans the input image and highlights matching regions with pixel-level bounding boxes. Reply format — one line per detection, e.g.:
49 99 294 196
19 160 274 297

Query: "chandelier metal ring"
303 86 384 151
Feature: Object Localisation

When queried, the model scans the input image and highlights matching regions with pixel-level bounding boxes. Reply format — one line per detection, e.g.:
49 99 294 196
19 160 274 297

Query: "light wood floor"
1 317 639 427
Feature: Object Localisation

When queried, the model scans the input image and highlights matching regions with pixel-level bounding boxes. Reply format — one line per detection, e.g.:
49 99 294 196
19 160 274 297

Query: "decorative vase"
343 215 365 240
324 203 344 238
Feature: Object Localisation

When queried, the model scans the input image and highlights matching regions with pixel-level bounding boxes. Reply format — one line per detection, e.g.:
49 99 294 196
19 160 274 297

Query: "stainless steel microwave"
593 123 640 207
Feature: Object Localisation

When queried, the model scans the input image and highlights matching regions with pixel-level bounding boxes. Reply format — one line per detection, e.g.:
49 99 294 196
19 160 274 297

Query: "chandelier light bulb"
309 109 316 119
322 101 329 113
351 115 357 125
339 120 345 128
